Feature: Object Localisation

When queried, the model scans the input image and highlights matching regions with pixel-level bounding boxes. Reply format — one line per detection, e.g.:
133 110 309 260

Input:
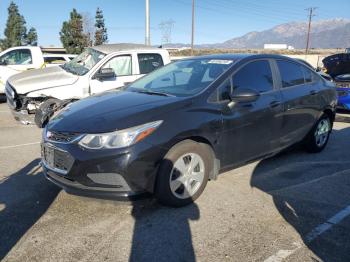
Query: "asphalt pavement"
1 102 350 262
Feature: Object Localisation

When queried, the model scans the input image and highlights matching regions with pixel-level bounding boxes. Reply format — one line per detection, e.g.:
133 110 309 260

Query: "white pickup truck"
5 44 170 125
0 46 75 96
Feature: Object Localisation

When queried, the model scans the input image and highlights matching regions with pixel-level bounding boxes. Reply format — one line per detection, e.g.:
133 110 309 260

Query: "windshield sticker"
182 68 193 73
208 59 233 65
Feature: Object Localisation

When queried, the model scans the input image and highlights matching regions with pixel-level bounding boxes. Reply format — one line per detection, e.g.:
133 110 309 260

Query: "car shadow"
128 158 200 262
129 200 200 262
250 128 350 261
0 158 60 260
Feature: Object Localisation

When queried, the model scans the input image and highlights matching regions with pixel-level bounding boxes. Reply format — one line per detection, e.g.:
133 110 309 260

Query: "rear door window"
301 66 313 83
232 60 273 93
277 60 305 87
138 53 164 74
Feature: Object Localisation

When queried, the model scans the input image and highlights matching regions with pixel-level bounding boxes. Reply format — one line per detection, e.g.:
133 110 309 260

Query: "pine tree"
60 9 89 54
26 27 38 46
94 8 108 46
0 2 27 49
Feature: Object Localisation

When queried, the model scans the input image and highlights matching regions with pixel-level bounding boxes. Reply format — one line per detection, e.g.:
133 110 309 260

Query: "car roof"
92 43 163 54
179 53 296 63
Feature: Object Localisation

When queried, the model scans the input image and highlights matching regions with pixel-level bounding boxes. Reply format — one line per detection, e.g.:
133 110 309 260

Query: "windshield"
61 48 105 76
127 58 233 97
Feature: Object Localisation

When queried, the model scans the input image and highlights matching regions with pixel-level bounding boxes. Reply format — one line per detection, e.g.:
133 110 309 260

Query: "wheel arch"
153 135 220 192
171 135 219 179
323 108 335 123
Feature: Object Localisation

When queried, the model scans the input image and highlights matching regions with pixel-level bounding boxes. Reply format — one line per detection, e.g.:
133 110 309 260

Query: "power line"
305 7 317 54
175 0 303 24
215 0 303 17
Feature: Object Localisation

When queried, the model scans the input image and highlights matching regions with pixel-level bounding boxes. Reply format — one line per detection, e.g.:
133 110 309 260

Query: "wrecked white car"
0 46 75 97
5 44 170 125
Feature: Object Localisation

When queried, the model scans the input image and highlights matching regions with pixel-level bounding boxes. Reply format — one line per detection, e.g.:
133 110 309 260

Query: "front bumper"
44 167 148 200
5 82 38 124
41 138 168 200
336 87 350 110
8 105 35 124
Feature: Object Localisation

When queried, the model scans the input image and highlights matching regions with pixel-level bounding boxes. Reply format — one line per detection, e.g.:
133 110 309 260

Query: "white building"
264 44 294 50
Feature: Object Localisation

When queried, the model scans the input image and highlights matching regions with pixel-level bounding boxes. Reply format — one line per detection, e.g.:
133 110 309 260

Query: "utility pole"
191 0 195 56
159 19 175 45
145 0 150 46
305 7 317 55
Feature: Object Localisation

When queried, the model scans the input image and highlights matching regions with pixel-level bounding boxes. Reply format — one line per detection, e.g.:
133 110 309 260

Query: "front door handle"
123 82 131 86
269 101 281 108
310 90 318 95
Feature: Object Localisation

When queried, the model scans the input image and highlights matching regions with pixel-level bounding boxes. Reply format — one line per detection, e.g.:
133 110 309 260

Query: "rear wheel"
155 140 212 207
304 114 332 153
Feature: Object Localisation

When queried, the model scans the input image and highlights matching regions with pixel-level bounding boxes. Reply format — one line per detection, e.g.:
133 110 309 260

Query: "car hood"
322 53 350 77
47 90 186 133
8 66 79 94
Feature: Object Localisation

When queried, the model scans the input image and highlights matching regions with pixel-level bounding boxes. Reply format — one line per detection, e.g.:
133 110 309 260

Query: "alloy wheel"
314 118 331 148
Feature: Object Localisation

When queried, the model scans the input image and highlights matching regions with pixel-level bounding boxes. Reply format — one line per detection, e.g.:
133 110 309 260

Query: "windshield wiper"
133 90 174 97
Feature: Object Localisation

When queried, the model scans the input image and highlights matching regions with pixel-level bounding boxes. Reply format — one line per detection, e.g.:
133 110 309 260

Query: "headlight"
78 120 163 149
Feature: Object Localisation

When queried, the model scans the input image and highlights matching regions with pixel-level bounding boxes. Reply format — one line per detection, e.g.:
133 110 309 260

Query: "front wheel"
155 140 212 207
304 114 332 153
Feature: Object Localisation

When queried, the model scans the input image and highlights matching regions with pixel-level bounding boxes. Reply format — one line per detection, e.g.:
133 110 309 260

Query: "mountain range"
165 18 350 49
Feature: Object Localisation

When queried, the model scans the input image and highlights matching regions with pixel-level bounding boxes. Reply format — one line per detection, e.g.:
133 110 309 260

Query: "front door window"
0 49 32 65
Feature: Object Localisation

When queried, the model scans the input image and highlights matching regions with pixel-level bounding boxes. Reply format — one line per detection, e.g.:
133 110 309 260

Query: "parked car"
5 43 170 124
0 46 74 97
322 53 350 110
333 74 350 110
295 58 333 81
41 54 336 207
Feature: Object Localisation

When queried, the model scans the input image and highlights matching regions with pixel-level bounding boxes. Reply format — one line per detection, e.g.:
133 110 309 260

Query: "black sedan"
41 54 337 207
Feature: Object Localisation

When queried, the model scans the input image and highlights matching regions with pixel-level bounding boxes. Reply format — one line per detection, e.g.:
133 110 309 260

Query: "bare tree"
82 12 95 47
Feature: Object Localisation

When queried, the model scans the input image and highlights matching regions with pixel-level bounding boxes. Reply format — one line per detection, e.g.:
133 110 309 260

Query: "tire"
303 114 332 153
155 140 213 207
34 98 63 128
0 94 6 103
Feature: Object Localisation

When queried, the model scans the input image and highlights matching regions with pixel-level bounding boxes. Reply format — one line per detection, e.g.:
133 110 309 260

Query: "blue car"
322 54 350 110
335 74 350 110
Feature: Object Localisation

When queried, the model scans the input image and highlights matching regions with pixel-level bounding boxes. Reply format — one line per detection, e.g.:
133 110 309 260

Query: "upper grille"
5 82 18 109
46 130 82 143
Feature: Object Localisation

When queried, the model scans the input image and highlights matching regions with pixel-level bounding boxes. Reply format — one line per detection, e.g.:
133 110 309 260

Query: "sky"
0 0 349 47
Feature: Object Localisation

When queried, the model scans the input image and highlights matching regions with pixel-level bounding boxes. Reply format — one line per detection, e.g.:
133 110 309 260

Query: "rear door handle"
123 82 131 86
310 90 318 95
269 101 281 108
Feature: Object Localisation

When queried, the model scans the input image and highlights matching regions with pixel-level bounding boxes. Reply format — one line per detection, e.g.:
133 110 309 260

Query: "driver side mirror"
94 68 116 80
230 88 260 103
0 60 8 66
